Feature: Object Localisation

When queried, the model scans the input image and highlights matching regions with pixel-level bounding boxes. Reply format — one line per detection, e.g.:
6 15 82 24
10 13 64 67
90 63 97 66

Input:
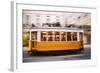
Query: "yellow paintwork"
29 41 83 51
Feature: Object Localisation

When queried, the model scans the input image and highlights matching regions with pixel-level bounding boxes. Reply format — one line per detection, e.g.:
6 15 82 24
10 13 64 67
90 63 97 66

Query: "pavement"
23 45 91 63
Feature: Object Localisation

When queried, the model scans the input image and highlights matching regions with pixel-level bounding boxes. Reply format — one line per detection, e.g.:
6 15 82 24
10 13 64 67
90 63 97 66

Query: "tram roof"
23 27 84 32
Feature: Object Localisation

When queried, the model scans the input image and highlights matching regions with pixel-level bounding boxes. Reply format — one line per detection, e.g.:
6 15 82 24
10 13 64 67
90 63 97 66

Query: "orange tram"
24 27 84 54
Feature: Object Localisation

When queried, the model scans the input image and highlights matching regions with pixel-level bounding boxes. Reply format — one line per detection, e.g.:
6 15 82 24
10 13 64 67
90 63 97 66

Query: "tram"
23 27 84 53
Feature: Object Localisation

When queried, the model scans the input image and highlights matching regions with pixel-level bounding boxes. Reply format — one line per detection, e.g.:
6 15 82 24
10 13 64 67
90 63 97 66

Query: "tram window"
23 32 29 46
48 32 53 41
55 32 60 41
61 32 66 41
31 32 37 40
67 32 71 41
41 32 47 41
72 32 77 41
79 32 83 41
23 32 29 40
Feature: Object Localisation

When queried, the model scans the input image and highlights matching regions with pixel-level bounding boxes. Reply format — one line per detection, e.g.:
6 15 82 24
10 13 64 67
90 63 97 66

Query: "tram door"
31 32 37 48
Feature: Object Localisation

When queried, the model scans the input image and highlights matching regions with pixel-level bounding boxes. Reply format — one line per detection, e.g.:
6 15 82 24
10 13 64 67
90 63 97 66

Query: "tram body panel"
32 41 83 51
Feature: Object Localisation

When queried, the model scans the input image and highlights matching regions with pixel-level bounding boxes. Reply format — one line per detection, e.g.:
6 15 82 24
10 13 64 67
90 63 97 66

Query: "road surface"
23 47 91 63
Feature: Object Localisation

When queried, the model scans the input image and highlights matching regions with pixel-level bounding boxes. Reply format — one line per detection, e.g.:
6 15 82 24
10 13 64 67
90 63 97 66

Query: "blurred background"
22 10 91 48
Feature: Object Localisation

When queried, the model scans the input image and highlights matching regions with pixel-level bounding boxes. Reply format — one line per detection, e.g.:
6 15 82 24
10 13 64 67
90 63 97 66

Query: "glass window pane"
72 32 77 41
61 32 66 41
67 32 71 41
80 32 83 41
41 32 47 41
48 32 53 41
31 32 37 40
23 32 29 46
55 32 60 41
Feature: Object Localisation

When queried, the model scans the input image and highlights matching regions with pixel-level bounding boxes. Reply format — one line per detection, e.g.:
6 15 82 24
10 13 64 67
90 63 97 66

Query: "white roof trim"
23 28 84 32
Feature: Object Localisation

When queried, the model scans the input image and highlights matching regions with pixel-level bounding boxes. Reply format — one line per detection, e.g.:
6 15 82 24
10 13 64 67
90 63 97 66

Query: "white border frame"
11 1 97 71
